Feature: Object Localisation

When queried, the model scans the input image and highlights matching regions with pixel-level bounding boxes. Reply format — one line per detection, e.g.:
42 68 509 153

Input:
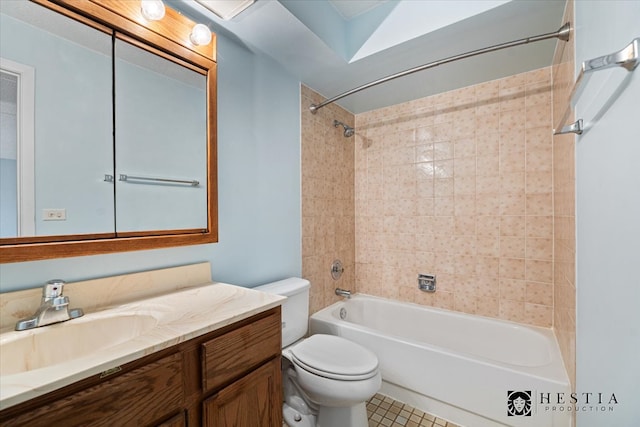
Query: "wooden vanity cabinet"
0 307 282 427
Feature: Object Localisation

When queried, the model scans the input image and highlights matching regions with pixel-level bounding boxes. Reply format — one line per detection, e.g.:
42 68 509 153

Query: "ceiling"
172 0 568 114
328 0 390 20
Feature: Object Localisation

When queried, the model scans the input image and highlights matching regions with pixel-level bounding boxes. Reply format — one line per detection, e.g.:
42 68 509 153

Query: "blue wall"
0 33 302 292
574 2 640 426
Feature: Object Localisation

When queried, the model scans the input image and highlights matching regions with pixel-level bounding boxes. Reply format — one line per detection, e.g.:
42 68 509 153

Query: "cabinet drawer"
3 352 184 427
202 310 281 393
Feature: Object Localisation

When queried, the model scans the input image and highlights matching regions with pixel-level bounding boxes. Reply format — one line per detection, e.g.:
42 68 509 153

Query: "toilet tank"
254 278 310 347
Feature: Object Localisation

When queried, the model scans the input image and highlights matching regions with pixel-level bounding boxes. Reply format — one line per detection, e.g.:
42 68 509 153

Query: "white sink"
0 282 285 410
0 313 158 376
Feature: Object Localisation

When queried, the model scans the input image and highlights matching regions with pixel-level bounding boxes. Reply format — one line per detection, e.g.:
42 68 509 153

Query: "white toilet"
255 278 381 427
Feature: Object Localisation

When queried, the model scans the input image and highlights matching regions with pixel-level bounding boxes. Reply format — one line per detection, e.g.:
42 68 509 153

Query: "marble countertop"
0 282 284 410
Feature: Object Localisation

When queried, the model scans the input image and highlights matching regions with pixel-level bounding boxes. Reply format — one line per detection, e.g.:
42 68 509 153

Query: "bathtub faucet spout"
335 288 351 299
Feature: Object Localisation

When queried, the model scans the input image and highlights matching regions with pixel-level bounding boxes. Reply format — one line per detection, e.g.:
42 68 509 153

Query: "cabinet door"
0 0 114 238
202 358 282 427
114 38 208 233
156 411 186 427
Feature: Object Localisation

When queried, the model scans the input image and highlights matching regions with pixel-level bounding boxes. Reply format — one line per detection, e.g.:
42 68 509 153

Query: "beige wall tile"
301 85 355 315
354 65 559 328
499 299 526 323
526 281 553 306
551 0 576 388
304 65 563 330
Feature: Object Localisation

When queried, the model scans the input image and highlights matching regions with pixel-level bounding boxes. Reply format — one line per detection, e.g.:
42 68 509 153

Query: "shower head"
333 120 355 138
343 126 355 138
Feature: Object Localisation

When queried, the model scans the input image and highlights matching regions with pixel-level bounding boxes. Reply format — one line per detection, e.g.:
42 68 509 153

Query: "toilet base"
283 402 316 427
317 402 368 427
283 401 368 427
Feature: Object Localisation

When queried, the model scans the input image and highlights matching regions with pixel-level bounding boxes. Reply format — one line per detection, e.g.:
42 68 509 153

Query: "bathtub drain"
340 307 347 320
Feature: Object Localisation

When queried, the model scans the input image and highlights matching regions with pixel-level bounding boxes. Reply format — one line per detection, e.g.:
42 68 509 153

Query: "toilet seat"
289 334 379 381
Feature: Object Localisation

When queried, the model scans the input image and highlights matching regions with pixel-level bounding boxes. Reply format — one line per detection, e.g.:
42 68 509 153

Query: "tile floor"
366 394 461 427
283 393 460 427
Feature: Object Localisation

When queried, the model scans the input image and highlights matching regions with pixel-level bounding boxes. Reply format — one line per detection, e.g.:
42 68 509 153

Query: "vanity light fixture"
194 0 255 20
140 0 165 21
139 0 211 47
190 24 212 46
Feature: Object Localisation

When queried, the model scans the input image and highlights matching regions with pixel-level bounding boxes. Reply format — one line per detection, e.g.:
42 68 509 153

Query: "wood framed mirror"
0 0 217 263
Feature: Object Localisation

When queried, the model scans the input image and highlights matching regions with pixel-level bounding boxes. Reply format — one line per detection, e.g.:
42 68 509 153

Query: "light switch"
43 208 66 221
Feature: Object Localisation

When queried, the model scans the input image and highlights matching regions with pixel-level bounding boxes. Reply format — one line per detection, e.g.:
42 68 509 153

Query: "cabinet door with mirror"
0 1 114 238
0 0 217 262
115 38 208 233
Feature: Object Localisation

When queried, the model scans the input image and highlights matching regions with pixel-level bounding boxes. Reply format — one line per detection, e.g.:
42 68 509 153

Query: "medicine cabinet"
0 0 218 263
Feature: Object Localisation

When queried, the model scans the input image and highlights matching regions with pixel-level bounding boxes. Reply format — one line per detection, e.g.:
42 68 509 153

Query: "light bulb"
190 24 212 46
140 0 165 21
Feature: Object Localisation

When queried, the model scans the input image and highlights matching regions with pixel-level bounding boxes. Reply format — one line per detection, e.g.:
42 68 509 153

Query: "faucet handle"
43 279 66 299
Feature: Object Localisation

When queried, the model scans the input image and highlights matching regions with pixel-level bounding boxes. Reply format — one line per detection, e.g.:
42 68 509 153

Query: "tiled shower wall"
354 67 555 327
301 85 355 315
552 0 576 388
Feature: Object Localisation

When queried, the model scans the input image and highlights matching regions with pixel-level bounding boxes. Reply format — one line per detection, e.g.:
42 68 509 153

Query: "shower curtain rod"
309 23 571 114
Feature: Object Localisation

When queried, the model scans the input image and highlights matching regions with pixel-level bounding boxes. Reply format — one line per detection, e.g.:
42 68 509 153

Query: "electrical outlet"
43 208 66 221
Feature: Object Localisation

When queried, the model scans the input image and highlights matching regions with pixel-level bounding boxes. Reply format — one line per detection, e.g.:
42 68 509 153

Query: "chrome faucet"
335 288 351 299
15 280 84 331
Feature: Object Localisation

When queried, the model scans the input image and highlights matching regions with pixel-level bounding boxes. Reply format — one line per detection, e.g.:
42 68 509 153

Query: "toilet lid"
290 334 378 381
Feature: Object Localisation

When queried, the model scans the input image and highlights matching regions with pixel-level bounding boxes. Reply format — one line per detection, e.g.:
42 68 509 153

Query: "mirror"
114 38 208 233
1 1 114 238
0 0 217 262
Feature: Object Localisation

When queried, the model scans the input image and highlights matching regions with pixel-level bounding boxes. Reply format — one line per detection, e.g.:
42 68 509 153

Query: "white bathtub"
310 294 570 427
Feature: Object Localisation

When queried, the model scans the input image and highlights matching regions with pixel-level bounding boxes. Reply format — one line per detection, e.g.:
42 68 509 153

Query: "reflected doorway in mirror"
0 58 34 238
